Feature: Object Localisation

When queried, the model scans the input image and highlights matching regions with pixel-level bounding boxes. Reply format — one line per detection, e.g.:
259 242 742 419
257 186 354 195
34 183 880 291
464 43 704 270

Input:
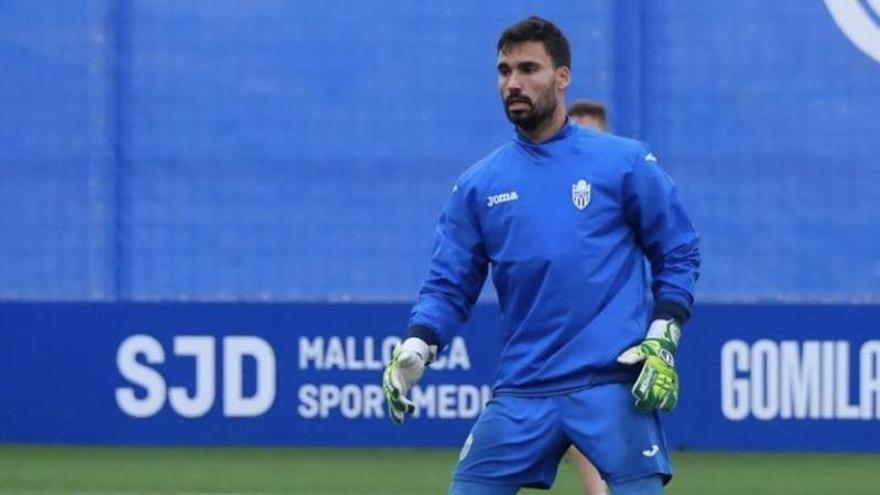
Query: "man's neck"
518 107 567 143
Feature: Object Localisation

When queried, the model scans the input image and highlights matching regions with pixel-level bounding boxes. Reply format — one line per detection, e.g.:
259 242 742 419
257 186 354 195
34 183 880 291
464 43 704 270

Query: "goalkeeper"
384 16 700 495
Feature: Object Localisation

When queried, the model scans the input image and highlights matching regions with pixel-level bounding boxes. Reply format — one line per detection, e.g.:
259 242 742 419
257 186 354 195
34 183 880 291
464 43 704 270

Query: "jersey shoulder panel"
584 131 651 168
456 141 517 191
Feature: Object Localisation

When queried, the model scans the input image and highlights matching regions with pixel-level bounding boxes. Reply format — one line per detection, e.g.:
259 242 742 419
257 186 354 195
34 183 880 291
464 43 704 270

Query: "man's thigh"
609 475 664 495
452 395 569 490
559 382 673 486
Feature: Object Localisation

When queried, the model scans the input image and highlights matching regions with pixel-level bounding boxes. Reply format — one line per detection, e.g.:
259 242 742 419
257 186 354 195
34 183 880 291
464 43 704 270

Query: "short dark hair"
497 16 571 69
568 99 607 122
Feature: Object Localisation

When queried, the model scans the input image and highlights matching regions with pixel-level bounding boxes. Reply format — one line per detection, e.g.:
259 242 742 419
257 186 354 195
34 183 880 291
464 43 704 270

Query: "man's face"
497 41 569 131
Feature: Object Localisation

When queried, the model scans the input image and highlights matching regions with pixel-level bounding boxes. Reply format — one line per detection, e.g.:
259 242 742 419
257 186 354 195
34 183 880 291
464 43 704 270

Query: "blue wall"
1 0 879 301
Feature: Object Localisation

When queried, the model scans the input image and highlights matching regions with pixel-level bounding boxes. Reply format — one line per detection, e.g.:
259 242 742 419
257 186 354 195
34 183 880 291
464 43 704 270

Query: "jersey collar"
513 117 578 147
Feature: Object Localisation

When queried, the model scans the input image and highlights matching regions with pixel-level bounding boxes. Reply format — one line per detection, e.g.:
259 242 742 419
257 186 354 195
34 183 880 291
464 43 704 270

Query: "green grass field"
1 445 879 494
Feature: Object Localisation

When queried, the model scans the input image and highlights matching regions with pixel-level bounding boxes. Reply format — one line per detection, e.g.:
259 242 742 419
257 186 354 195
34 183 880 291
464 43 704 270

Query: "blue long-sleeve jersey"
409 120 700 396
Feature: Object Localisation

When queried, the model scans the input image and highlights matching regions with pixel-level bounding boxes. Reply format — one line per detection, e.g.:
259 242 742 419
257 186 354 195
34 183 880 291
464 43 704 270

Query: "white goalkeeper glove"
382 337 435 425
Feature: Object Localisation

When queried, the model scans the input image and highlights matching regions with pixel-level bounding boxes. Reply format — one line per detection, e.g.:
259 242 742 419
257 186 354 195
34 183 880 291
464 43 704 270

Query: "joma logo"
487 191 519 208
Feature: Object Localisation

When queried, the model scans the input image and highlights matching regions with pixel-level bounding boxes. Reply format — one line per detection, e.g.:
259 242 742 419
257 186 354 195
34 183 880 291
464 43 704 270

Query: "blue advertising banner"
1 303 878 451
668 304 880 452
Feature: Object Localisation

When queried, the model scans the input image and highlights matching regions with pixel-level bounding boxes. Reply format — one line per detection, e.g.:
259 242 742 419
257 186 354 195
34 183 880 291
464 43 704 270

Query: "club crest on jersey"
571 180 591 210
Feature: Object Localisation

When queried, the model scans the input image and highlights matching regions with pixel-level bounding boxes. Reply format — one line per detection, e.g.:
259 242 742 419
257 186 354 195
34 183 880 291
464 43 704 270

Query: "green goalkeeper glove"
382 337 435 425
617 319 682 413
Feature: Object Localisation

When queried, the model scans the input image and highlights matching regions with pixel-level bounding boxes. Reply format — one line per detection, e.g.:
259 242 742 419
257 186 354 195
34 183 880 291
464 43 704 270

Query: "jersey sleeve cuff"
406 325 442 348
652 300 691 324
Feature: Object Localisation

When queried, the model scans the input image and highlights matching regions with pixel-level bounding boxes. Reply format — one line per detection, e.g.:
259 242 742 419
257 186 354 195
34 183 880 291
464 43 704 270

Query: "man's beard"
504 90 556 132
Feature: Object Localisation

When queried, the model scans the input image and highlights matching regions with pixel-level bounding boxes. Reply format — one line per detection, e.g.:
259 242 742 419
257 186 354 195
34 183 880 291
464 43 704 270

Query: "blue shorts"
452 382 672 489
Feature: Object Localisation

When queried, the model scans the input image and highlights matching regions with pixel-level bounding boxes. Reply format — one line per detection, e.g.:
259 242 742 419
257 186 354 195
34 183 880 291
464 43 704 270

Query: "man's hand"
617 319 681 413
382 337 434 424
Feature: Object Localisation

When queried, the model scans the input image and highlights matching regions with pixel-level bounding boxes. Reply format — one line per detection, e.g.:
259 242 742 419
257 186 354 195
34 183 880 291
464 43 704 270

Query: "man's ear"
556 66 571 91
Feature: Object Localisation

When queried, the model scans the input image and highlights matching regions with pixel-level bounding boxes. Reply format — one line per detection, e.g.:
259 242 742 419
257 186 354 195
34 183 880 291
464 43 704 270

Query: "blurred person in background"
384 16 700 495
568 99 608 131
567 97 610 495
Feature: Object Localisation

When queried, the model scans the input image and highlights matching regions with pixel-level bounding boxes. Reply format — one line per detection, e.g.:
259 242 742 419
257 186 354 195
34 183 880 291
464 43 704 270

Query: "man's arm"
384 181 490 424
406 182 490 349
623 147 700 321
618 147 700 412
